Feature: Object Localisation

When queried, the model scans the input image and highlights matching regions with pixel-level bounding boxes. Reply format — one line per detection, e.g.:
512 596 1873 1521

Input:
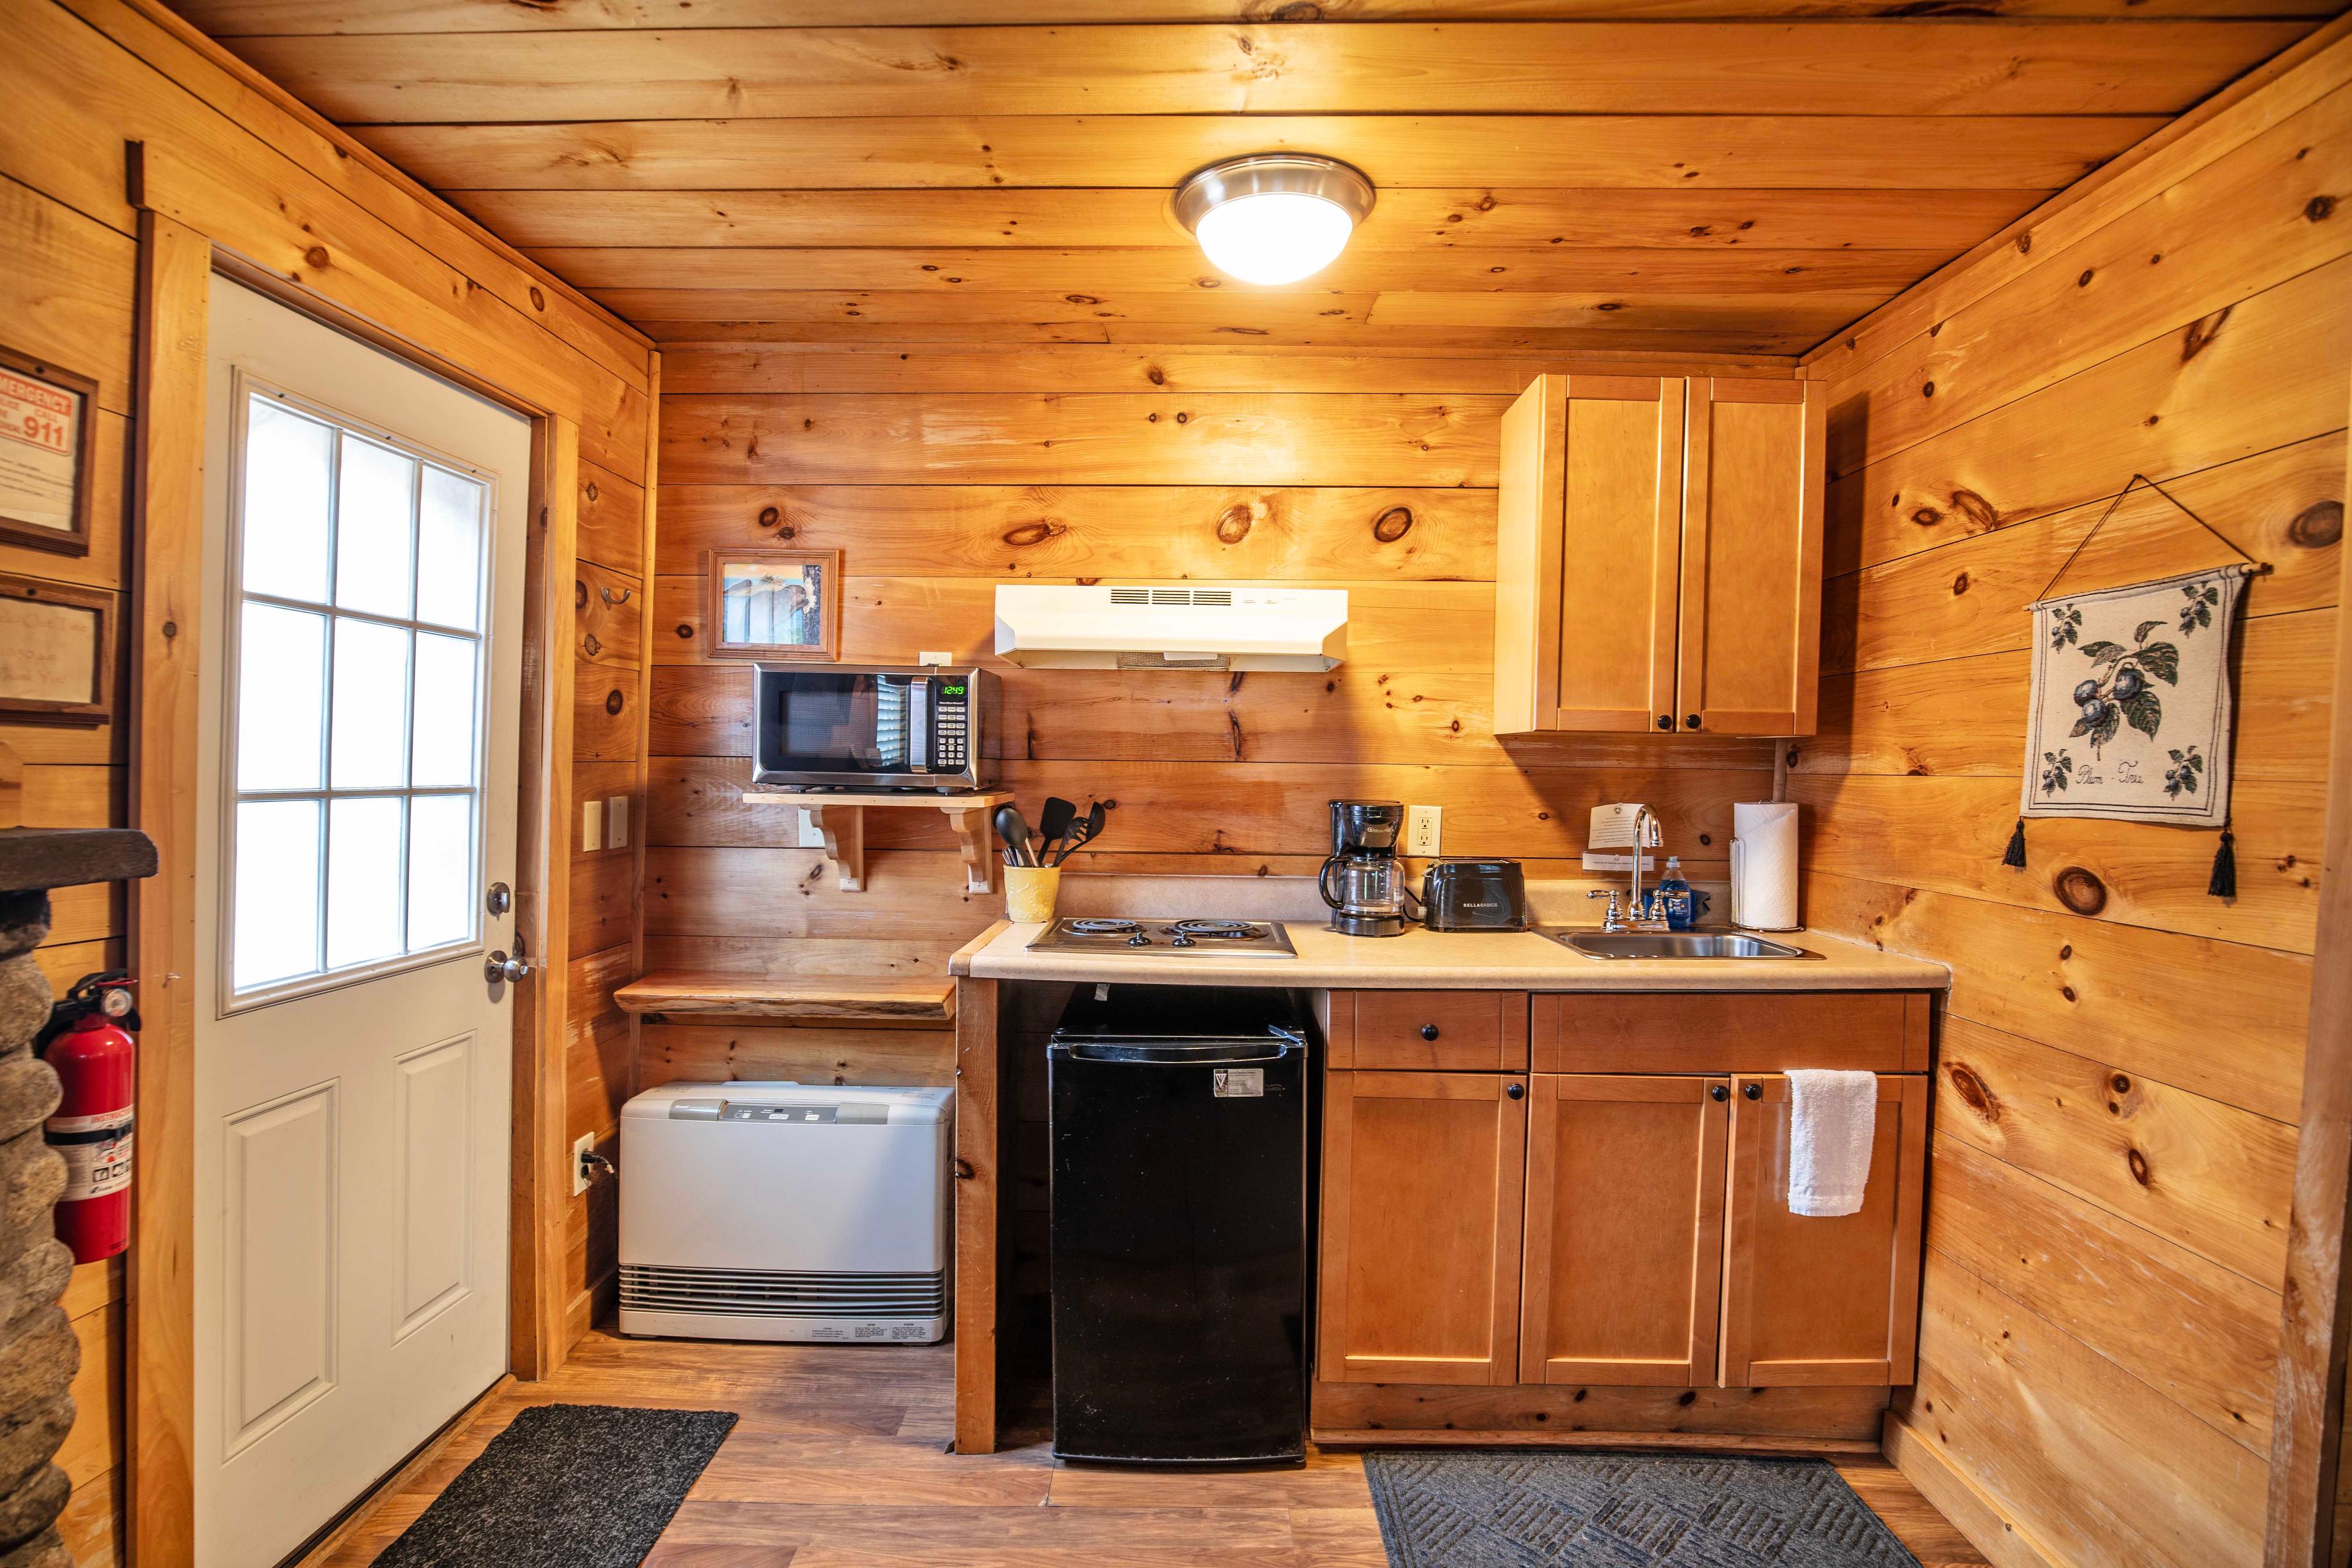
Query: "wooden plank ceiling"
167 1 2334 356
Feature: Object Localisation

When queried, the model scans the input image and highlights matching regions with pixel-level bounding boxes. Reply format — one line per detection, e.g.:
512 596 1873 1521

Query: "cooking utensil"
993 805 1035 868
1052 800 1110 865
1038 797 1077 864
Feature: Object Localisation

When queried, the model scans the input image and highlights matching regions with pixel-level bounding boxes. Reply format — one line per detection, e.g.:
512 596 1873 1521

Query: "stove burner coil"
1167 920 1265 940
1066 918 1141 935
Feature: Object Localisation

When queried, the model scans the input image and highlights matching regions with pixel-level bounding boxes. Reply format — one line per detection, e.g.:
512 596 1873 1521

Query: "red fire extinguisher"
36 972 137 1264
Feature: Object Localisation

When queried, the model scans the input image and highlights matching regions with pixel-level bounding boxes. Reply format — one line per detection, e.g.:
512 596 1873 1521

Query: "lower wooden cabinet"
1720 1072 1927 1387
1317 1069 1526 1386
1314 1006 1931 1404
1520 1074 1728 1387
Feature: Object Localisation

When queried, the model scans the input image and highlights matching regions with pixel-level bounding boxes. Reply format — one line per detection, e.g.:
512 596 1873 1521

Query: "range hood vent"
994 585 1346 672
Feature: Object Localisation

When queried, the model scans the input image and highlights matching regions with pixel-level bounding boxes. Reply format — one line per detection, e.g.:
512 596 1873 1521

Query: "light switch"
606 794 629 848
581 799 604 853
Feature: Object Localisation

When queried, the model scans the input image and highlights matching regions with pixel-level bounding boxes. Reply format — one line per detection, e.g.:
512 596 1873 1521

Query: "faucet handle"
1586 888 1624 930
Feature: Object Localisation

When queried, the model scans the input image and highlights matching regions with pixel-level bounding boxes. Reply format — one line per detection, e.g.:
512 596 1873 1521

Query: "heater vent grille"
620 1264 946 1319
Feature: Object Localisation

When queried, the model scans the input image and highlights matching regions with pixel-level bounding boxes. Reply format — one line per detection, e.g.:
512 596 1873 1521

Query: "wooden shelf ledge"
614 971 956 1026
741 790 1014 894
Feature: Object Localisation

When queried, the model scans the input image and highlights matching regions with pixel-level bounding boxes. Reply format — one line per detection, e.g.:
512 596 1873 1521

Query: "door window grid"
222 377 494 1008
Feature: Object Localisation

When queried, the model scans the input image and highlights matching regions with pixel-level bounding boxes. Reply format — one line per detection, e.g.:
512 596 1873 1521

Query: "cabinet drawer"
1327 990 1529 1071
1531 992 1928 1076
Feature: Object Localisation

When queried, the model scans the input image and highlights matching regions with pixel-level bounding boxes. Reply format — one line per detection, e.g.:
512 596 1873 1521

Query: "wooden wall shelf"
741 790 1014 894
616 971 956 1026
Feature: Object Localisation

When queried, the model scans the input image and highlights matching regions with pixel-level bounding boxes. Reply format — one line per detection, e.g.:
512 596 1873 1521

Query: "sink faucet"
1586 805 1668 932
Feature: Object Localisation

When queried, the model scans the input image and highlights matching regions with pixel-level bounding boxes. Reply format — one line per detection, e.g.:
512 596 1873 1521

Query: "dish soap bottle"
1656 856 1695 932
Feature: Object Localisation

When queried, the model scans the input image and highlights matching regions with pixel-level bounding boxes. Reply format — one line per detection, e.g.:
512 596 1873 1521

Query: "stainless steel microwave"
752 665 999 792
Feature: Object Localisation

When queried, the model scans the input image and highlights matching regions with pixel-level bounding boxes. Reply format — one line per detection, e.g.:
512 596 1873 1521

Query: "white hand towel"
1786 1069 1878 1218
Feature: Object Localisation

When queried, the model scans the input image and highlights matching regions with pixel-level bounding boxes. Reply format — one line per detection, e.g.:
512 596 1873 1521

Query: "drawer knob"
1710 1085 1729 1101
1743 1082 1763 1101
1505 1082 1525 1100
1419 1023 1440 1041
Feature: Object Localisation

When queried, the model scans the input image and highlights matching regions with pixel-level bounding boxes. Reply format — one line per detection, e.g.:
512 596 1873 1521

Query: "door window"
222 380 492 1006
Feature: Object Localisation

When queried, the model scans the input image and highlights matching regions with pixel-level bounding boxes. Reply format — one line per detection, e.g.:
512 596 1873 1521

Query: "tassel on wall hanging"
2005 474 2266 899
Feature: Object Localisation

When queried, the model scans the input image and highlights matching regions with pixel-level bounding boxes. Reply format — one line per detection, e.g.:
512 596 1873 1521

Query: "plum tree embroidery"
2039 748 2075 796
2070 618 2180 756
2048 604 2083 649
2180 578 2222 635
2165 745 2206 799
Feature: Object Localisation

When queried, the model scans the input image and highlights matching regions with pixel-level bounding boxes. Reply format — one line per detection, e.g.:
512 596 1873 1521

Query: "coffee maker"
1320 799 1412 937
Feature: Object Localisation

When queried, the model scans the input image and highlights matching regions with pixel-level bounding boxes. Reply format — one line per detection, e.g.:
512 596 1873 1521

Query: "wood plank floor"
318 1331 1990 1567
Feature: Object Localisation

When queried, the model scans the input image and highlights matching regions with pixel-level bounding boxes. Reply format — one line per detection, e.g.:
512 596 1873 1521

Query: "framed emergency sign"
0 347 97 557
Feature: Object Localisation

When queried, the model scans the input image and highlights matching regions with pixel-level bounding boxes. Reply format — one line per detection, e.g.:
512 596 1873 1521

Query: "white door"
192 278 530 1566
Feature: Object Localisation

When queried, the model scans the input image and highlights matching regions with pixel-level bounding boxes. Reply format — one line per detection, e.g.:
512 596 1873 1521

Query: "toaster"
1419 859 1528 932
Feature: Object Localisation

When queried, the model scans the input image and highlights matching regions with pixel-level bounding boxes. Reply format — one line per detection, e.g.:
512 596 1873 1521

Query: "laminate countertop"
950 921 1947 990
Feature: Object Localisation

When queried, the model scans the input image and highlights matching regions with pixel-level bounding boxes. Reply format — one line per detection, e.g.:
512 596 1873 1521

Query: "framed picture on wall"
0 347 98 557
706 548 843 662
0 574 112 723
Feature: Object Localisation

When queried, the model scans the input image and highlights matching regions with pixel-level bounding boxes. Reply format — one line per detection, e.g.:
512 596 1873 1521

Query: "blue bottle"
1656 856 1695 932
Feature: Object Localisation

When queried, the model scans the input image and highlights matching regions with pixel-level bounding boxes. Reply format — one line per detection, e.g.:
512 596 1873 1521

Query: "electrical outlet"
571 1132 595 1196
581 799 603 853
1406 804 1442 857
797 809 827 848
606 794 629 849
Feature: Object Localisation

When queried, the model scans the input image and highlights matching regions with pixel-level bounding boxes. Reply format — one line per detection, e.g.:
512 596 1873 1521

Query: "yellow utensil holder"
1005 865 1061 923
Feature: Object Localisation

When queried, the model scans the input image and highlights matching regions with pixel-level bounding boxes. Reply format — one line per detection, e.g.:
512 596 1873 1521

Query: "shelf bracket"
943 803 1001 896
805 804 865 892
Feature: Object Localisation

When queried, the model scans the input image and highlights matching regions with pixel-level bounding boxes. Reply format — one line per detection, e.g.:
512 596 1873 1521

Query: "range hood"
993 585 1347 672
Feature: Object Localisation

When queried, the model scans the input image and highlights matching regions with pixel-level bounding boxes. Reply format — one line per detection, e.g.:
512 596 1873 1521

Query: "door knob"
485 951 532 984
1420 1024 1440 1041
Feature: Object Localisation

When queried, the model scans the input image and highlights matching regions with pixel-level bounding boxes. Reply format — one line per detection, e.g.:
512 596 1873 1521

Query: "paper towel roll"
1731 801 1800 931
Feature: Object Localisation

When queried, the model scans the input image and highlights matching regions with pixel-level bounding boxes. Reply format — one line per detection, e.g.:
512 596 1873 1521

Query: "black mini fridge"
1047 984 1310 1465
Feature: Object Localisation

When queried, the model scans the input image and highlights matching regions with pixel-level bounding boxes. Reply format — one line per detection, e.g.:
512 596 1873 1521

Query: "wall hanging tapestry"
2007 473 2263 897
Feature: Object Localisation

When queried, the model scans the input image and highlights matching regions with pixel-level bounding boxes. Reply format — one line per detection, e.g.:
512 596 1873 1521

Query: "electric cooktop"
1026 918 1297 957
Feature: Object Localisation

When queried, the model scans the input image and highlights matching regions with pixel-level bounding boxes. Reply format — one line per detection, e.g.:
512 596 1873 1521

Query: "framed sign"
0 574 111 723
0 348 97 557
706 548 842 662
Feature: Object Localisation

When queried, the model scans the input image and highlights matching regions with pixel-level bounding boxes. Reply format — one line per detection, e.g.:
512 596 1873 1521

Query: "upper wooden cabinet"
1494 374 1826 739
1317 1069 1526 1387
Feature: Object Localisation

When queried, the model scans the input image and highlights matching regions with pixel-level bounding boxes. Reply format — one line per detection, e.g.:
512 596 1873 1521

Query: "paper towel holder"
1730 801 1803 932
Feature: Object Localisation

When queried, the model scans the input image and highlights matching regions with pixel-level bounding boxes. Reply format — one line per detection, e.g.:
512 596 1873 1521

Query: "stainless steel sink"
1547 930 1807 960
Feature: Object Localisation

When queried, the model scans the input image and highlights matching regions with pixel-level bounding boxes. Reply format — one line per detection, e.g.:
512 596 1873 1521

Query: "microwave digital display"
753 665 996 792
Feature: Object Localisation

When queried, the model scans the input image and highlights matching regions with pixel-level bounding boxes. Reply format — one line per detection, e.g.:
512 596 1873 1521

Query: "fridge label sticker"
1213 1068 1264 1098
1094 984 1110 1001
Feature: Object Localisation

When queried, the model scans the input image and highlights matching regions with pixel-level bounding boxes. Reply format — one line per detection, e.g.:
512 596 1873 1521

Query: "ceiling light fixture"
1174 154 1377 287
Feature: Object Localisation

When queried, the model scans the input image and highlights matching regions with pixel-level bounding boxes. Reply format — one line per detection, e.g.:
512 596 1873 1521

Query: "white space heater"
619 1081 954 1344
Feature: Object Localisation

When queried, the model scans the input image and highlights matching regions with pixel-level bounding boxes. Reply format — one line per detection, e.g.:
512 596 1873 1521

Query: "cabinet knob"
1420 1023 1440 1041
1743 1082 1763 1100
1505 1082 1525 1100
1710 1085 1729 1101
1656 715 1673 731
1684 714 1703 730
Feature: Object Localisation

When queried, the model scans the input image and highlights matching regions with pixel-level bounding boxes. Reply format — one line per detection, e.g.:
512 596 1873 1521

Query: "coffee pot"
1320 799 1413 938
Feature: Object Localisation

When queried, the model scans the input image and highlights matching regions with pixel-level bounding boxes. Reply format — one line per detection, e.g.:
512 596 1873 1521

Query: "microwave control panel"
934 679 970 772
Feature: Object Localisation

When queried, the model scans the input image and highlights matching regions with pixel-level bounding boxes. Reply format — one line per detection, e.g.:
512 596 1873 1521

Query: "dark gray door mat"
375 1404 738 1568
1363 1450 1923 1567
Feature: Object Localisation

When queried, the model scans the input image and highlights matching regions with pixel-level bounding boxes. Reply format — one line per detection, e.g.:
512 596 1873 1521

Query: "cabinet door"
1494 374 1684 736
1318 1070 1526 1385
1676 377 1826 737
1520 1075 1728 1387
1720 1073 1926 1387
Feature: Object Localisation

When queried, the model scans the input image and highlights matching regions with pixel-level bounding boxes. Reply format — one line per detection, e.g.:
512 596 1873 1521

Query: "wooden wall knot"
1215 504 1256 545
2125 1147 2150 1187
605 689 625 715
584 481 598 502
1002 520 1066 549
1371 505 1415 543
757 505 782 527
2305 194 2337 223
1943 1062 1999 1123
2181 304 2232 362
1947 489 1998 531
574 581 588 610
2288 499 2342 549
2052 865 2107 916
303 245 331 270
582 633 601 658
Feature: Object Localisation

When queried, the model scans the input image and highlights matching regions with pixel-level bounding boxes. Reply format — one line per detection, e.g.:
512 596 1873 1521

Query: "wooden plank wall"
0 1 655 1556
1797 32 2352 1568
641 346 1789 1085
